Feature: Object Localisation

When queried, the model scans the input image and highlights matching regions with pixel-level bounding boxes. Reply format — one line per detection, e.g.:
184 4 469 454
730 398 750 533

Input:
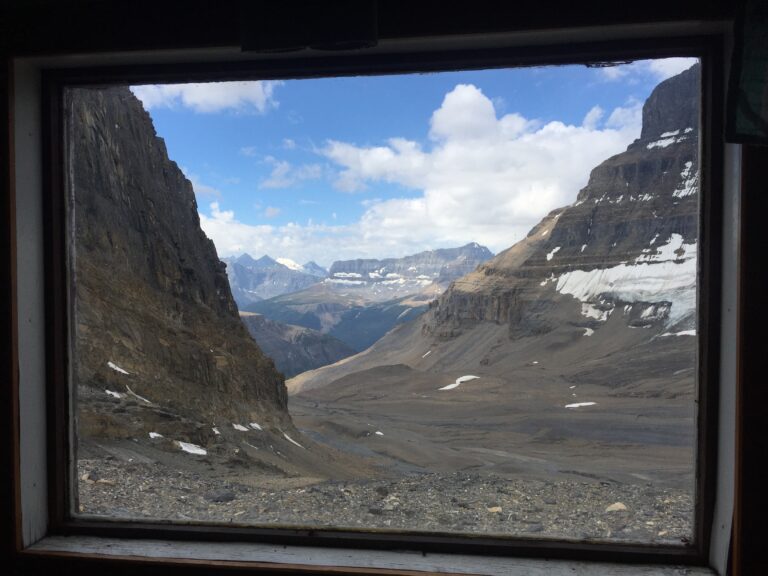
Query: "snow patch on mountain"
107 361 129 375
276 257 305 272
646 133 690 149
555 234 696 326
438 375 480 391
177 441 207 455
673 161 699 198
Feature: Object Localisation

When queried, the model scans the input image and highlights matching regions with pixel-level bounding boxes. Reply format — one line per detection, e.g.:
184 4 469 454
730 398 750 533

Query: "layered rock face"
327 242 493 300
426 64 700 339
223 254 325 307
71 87 289 429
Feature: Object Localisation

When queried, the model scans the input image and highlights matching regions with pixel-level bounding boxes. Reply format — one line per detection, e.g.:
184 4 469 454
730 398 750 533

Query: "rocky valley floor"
76 354 696 546
77 453 692 544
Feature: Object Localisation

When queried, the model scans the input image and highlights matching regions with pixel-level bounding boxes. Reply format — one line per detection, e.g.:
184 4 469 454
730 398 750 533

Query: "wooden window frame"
4 22 735 576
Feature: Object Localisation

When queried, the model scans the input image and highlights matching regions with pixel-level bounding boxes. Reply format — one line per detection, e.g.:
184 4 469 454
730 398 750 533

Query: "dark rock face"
241 314 356 378
327 243 493 300
223 253 325 307
70 87 289 429
425 64 700 338
639 64 700 142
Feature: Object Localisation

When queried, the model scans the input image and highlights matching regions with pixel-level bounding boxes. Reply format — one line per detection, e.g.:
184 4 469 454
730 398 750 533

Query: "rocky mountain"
326 243 493 301
71 87 366 483
72 87 288 425
246 243 491 351
301 261 328 278
289 63 700 395
426 64 700 340
222 253 325 307
240 313 355 378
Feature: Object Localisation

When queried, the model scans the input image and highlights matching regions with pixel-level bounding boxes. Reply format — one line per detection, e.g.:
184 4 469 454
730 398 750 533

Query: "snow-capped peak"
276 257 304 272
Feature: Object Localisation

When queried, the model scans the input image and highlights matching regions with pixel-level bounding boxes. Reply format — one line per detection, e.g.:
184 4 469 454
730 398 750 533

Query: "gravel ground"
77 457 693 544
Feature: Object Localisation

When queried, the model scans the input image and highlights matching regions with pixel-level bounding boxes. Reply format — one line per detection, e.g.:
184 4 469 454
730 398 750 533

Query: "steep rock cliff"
71 87 289 430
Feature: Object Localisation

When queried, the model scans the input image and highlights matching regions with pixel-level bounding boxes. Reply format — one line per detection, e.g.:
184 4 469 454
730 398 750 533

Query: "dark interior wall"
735 146 768 576
1 0 736 56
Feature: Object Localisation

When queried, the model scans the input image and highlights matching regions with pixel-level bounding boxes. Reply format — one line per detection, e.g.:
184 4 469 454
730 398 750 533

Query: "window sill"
26 536 715 575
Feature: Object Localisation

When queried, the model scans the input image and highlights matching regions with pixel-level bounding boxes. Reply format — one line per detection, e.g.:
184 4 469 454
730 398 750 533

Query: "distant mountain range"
326 243 494 301
222 254 327 307
224 243 493 311
243 243 493 352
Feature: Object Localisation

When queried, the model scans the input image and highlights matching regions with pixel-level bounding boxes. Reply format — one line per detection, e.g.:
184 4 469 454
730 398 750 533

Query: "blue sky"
131 57 697 268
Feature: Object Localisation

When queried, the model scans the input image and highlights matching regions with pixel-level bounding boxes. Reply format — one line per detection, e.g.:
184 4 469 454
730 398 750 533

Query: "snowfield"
438 375 480 391
565 402 597 409
177 441 207 456
107 361 129 375
555 234 697 325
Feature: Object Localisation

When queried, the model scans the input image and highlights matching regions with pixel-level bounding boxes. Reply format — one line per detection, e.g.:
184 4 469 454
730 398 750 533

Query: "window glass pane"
69 59 700 544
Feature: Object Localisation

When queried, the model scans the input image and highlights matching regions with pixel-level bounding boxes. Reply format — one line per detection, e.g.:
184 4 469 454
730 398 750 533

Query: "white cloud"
318 84 640 252
598 66 628 81
597 57 698 83
582 105 604 130
605 98 643 133
264 206 281 218
201 83 644 266
130 81 282 114
646 58 700 80
260 157 323 189
282 138 296 150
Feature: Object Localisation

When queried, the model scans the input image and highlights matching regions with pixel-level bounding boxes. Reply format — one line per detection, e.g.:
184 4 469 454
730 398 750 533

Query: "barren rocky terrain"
78 454 692 543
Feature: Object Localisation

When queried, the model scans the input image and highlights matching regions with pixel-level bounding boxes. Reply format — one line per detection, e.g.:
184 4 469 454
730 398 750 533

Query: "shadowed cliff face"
70 87 289 429
424 64 700 339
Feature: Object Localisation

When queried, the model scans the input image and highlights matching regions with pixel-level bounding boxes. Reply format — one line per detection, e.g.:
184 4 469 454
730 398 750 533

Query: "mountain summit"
223 253 325 306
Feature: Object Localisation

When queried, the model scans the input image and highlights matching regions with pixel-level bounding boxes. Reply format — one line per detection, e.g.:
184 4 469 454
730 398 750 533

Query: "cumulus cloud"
597 57 698 83
605 98 644 133
582 105 604 130
317 84 639 251
130 81 282 114
201 82 645 265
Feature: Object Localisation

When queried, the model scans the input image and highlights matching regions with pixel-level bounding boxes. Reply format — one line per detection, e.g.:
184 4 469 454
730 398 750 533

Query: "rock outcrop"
71 87 290 431
240 313 355 378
